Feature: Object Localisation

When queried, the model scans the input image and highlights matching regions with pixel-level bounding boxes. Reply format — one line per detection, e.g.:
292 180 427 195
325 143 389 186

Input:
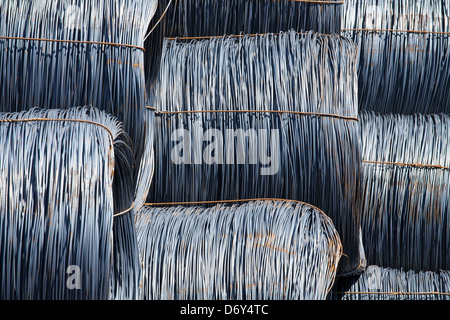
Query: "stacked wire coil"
342 0 450 114
135 200 343 300
360 112 450 272
147 31 365 275
333 265 450 300
0 107 132 299
145 0 343 88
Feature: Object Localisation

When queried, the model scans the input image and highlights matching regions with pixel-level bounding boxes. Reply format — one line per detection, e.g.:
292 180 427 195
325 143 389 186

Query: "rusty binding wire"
135 199 343 300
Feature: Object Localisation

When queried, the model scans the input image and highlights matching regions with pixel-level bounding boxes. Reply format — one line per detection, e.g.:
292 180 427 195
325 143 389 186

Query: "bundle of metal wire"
342 0 450 114
135 200 342 300
110 107 157 299
150 31 357 115
146 31 365 275
0 0 157 170
342 0 449 32
332 265 450 300
360 112 450 272
0 106 137 299
0 2 158 298
144 0 343 87
111 106 157 300
134 107 156 213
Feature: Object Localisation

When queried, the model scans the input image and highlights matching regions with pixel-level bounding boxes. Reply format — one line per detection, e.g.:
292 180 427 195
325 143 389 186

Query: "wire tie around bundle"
113 202 135 218
165 31 337 41
154 0 344 41
362 160 450 170
143 0 174 41
0 36 145 52
147 108 359 121
342 28 450 35
144 198 330 218
335 291 450 296
294 0 343 3
0 118 114 140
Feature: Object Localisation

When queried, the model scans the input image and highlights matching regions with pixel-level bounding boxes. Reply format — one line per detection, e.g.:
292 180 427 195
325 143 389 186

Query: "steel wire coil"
360 112 450 272
144 31 365 275
332 265 450 300
342 0 450 114
144 0 343 87
0 0 158 173
0 106 139 299
135 200 342 300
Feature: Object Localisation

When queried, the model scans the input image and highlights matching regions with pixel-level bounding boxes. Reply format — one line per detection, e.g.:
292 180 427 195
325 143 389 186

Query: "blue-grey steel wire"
112 107 156 299
134 108 156 213
135 200 343 300
342 0 450 114
342 0 450 32
359 112 450 272
332 265 450 300
0 1 159 298
0 106 134 299
144 0 343 88
0 0 157 178
144 31 365 275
